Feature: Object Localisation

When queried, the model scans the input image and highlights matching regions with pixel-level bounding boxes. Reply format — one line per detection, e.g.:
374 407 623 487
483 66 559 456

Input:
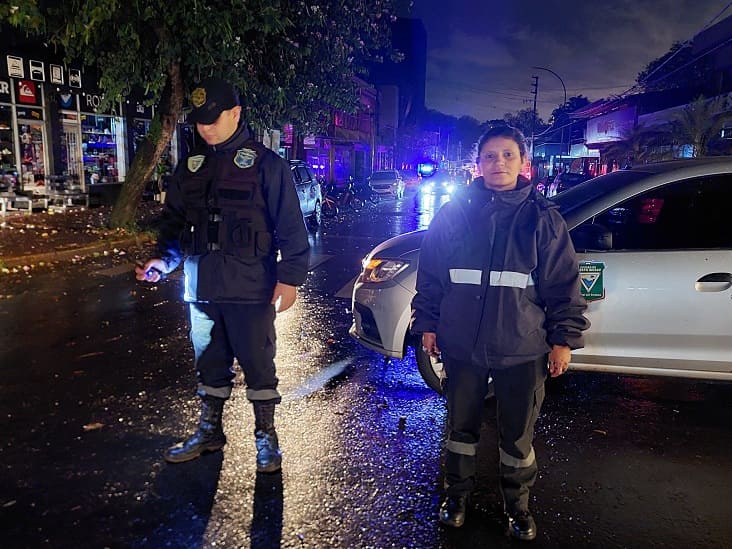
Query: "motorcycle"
338 178 364 212
320 181 339 218
351 177 379 204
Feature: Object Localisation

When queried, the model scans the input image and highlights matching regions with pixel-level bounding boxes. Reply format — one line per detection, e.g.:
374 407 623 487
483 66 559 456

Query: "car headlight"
359 258 410 283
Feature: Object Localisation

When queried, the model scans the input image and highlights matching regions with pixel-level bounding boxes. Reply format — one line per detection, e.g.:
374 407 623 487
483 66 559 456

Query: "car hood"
369 229 425 259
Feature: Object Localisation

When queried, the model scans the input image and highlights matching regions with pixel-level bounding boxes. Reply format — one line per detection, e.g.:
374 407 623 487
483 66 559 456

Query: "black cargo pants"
189 302 281 403
443 355 547 513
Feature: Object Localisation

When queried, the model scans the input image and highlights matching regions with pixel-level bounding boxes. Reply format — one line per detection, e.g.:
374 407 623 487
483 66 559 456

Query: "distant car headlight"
359 258 410 283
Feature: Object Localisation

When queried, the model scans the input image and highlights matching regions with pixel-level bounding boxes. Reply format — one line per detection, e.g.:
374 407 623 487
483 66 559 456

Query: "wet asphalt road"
1 189 731 548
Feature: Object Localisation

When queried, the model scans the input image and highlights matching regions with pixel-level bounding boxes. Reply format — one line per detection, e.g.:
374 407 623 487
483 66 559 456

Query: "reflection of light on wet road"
286 359 351 398
414 192 451 230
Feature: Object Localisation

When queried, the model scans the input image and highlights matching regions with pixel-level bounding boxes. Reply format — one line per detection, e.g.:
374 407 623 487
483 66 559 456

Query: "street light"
532 66 567 158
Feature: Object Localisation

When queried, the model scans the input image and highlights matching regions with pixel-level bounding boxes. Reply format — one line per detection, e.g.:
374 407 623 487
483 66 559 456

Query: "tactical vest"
180 140 273 259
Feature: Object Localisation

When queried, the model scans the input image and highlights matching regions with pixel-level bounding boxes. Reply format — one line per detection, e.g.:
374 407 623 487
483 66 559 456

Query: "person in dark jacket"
136 77 310 472
411 125 589 540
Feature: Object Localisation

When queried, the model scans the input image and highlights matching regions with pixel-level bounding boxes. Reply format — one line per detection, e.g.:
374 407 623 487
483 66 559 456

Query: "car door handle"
695 272 732 292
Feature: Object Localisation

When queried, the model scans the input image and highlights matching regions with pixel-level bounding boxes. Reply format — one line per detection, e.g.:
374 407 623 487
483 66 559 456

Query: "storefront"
2 46 188 202
14 79 48 193
79 93 125 186
303 136 331 182
56 91 83 187
0 79 16 191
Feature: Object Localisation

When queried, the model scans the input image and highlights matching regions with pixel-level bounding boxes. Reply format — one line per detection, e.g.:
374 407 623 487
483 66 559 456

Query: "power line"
632 4 732 92
426 79 534 100
646 35 732 86
701 1 732 30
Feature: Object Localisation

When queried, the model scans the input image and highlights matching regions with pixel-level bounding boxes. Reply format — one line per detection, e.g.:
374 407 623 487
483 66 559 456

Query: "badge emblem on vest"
234 148 257 169
187 155 205 173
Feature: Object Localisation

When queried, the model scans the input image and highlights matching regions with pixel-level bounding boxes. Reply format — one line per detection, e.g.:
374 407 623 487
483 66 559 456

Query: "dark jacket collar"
461 175 534 206
209 123 252 153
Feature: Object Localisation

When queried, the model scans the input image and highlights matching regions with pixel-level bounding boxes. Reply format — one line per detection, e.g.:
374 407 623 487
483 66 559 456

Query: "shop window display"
0 106 16 192
18 122 46 193
81 114 123 185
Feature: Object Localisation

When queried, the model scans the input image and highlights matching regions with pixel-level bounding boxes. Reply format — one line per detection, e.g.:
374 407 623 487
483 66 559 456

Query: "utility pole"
530 75 538 159
532 66 567 158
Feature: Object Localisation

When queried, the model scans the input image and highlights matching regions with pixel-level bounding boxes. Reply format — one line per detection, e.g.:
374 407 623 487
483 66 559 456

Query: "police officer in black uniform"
411 126 589 540
136 77 309 473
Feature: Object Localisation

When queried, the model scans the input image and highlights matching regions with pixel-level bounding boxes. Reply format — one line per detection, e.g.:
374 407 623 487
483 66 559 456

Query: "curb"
1 234 154 268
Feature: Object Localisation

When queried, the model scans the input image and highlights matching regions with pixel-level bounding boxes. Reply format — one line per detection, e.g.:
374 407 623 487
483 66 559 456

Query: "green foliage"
2 0 400 228
602 124 670 166
0 2 44 31
3 0 398 132
406 110 483 162
550 95 590 124
502 108 547 138
636 41 715 93
670 95 732 157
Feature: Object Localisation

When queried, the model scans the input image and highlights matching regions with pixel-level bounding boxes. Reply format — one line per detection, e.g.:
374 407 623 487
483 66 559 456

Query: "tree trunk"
109 62 184 229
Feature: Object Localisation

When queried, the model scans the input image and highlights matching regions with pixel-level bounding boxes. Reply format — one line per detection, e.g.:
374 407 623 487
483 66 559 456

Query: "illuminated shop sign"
6 55 23 78
57 92 76 110
16 80 40 105
81 93 119 115
128 101 152 119
585 107 636 145
0 79 10 103
50 64 64 85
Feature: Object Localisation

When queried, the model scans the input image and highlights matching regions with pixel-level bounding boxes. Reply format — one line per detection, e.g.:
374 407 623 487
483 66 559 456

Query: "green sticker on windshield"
579 261 605 302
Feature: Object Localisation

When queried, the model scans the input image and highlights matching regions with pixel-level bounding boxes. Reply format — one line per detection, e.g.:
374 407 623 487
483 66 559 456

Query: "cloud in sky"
409 0 729 121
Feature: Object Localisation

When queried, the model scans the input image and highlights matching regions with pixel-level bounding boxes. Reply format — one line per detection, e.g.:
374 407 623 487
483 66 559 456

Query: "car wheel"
414 343 446 394
308 200 322 227
414 342 495 398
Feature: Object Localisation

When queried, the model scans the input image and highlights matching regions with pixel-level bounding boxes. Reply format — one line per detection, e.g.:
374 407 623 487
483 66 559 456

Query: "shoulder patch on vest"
234 148 257 169
187 155 205 173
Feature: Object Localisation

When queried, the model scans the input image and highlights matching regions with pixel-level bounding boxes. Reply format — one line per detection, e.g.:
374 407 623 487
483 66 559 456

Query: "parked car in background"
350 157 732 392
289 159 322 227
368 169 405 198
545 171 594 197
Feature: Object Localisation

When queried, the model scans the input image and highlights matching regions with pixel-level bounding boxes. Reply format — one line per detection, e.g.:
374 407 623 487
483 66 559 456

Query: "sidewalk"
0 203 161 270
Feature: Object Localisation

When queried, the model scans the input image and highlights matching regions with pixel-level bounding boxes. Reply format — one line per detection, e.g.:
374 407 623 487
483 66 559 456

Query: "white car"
350 158 732 392
368 170 405 198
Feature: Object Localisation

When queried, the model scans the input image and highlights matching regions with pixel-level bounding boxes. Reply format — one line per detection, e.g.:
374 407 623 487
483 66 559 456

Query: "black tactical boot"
507 509 537 541
164 394 226 463
438 494 468 527
253 401 282 473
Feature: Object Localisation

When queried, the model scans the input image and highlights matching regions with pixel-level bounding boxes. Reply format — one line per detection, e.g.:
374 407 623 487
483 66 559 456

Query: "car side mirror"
571 223 612 251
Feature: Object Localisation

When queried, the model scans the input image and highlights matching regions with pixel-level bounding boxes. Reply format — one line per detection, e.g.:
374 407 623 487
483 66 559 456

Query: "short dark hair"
476 126 528 161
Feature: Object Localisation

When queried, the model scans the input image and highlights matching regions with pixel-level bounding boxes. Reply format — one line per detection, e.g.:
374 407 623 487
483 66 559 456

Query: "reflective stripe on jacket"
411 177 589 367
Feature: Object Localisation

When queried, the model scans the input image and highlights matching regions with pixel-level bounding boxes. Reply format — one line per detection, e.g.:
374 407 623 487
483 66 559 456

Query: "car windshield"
551 169 651 215
371 172 395 180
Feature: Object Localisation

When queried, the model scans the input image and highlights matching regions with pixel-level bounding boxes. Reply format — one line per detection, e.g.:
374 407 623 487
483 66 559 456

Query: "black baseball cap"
188 77 240 124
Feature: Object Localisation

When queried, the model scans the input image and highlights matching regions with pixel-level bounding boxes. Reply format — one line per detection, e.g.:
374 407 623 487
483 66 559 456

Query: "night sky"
407 0 729 120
